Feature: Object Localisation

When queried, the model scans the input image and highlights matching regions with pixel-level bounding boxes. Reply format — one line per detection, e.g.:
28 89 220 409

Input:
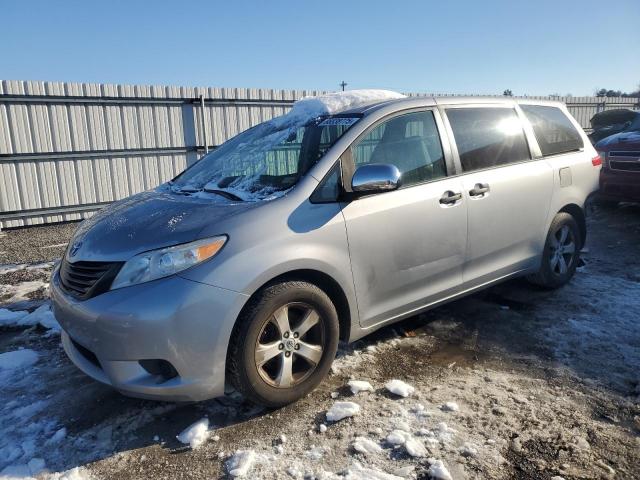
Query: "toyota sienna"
51 90 601 406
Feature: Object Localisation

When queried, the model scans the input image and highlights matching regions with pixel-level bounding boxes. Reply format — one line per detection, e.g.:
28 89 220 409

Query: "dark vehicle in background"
596 118 640 204
589 109 639 144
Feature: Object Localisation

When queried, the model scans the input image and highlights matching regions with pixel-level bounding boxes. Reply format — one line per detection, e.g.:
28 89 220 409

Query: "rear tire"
527 212 581 289
227 281 339 407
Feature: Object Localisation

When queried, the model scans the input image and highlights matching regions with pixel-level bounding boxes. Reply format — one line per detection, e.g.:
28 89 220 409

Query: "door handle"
469 183 490 197
440 191 462 205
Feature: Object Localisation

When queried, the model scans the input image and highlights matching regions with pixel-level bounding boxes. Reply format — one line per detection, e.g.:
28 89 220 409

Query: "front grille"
610 160 640 172
609 151 640 159
59 260 123 300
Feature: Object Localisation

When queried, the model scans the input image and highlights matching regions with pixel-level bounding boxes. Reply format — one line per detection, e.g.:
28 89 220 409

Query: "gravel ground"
0 222 77 264
0 204 639 479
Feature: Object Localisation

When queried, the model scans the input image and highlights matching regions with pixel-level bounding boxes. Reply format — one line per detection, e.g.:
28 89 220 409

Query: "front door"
341 109 467 327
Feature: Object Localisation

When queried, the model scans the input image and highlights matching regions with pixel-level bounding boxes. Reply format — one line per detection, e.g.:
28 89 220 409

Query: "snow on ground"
0 349 39 370
351 436 382 455
427 459 453 480
342 461 404 479
440 401 459 412
0 303 60 332
326 401 361 422
176 418 209 449
225 449 260 477
347 380 374 395
0 206 639 479
0 262 54 275
0 280 48 304
0 308 29 325
385 379 415 398
542 269 640 394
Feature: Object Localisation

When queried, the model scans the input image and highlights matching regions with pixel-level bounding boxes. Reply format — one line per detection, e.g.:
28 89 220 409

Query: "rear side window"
446 108 530 172
520 105 583 157
351 110 446 187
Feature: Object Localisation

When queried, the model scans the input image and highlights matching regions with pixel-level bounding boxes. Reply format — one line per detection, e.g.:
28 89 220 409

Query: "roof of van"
338 95 566 116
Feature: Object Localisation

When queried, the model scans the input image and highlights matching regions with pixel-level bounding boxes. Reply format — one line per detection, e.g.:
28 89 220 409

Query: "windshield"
170 115 360 201
624 114 640 132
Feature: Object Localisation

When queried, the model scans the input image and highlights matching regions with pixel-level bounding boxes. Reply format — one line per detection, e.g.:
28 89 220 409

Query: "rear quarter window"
520 105 584 157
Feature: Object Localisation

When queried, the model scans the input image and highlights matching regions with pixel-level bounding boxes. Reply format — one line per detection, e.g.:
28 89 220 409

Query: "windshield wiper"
203 188 244 202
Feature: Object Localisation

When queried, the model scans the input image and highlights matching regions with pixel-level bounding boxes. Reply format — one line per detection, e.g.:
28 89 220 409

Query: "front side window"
520 105 584 156
170 116 359 200
350 111 446 187
446 108 530 172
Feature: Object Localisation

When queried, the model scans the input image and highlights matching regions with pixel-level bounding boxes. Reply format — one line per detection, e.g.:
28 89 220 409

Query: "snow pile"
176 418 209 449
23 304 60 332
441 401 459 412
385 379 415 397
0 457 46 478
0 262 53 275
386 430 426 457
419 422 457 443
0 280 48 303
386 429 412 446
0 308 29 325
50 466 95 479
404 437 427 458
0 303 60 332
275 90 405 128
326 401 361 422
458 442 478 457
347 379 374 394
352 436 382 455
343 461 404 480
45 427 67 446
225 450 256 477
0 349 39 370
427 459 453 480
304 445 327 460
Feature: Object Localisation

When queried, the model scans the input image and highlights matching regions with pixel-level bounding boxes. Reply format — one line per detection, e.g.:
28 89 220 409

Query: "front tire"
528 212 581 289
227 281 339 407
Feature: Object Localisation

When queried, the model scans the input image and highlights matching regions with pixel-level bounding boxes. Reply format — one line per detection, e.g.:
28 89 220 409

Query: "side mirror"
351 163 402 193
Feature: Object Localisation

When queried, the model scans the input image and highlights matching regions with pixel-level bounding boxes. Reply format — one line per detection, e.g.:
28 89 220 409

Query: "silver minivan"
51 91 601 406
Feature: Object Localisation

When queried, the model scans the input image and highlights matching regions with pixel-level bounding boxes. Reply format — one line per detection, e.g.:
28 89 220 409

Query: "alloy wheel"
549 225 576 275
254 303 325 388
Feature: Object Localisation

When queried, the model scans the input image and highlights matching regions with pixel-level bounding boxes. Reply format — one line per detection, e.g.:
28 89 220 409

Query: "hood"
596 130 640 149
68 189 259 262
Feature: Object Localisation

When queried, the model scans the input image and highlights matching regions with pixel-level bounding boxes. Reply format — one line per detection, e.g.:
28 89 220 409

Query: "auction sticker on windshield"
318 117 360 127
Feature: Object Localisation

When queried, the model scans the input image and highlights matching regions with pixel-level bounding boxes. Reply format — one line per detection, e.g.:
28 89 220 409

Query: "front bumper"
51 271 248 401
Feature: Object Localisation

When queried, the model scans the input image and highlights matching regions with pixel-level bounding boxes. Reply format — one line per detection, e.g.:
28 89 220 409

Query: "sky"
1 0 639 96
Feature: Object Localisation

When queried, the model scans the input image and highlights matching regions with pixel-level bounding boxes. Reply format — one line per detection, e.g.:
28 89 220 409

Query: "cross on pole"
340 81 347 91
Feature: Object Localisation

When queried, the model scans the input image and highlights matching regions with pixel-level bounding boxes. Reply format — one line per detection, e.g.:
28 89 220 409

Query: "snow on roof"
272 89 405 127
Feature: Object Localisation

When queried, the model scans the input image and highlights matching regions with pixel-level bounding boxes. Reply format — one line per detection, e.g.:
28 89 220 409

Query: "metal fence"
1 79 638 228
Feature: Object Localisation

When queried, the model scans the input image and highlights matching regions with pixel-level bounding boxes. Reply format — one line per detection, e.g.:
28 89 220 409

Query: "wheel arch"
235 269 353 343
558 203 586 248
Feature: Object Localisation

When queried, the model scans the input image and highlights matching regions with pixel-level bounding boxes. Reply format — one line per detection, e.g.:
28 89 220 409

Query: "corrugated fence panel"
1 80 639 228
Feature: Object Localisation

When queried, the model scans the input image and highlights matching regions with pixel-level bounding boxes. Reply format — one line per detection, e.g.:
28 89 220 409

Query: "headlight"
598 151 607 160
111 236 227 290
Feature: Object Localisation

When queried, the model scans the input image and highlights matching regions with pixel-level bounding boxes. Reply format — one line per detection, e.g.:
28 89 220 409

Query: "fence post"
181 101 198 167
200 95 209 155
